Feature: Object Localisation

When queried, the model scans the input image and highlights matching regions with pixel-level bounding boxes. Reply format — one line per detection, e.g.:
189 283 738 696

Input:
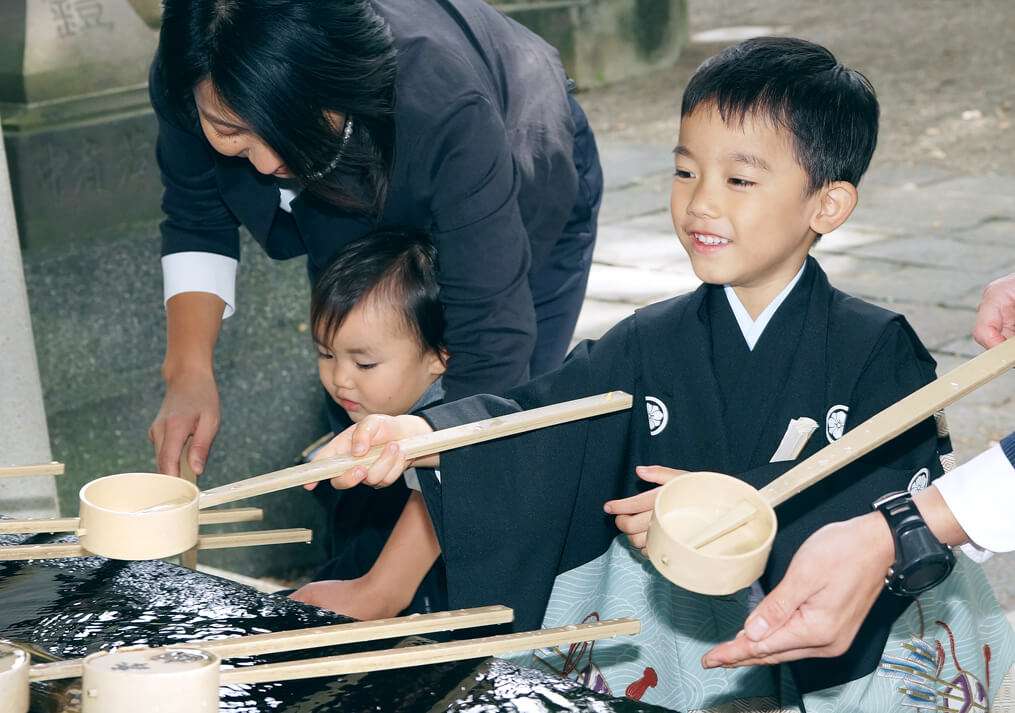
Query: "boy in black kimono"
314 37 1014 711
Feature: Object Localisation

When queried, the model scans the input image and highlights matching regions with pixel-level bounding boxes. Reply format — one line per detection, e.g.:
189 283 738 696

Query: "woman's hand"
973 273 1015 348
701 512 894 668
149 369 220 477
151 291 226 477
603 466 687 551
290 577 405 620
304 414 435 491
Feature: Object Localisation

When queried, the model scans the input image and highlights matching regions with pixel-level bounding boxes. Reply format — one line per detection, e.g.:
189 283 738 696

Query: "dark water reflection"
0 534 670 712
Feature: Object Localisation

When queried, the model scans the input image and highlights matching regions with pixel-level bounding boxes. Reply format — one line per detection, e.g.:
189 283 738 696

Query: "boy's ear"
810 181 858 235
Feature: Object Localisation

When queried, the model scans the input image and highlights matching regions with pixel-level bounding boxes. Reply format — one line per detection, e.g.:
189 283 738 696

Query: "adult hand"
973 273 1015 348
305 414 434 491
290 577 404 620
701 512 894 668
149 369 220 477
603 466 687 550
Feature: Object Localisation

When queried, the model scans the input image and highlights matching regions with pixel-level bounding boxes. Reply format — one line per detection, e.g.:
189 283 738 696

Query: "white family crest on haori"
908 468 931 495
825 404 849 442
645 396 669 436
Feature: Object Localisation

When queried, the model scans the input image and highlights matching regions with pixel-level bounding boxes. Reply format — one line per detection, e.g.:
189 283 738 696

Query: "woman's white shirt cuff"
161 252 237 319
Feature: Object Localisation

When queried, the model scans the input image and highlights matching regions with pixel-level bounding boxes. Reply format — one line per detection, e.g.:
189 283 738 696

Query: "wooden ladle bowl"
646 472 775 596
646 337 1015 596
0 641 30 713
78 473 199 560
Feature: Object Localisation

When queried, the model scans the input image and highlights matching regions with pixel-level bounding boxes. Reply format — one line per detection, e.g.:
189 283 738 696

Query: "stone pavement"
573 139 1015 612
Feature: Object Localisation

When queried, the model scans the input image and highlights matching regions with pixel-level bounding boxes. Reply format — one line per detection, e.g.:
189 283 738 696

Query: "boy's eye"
728 177 756 188
673 168 694 179
355 362 378 370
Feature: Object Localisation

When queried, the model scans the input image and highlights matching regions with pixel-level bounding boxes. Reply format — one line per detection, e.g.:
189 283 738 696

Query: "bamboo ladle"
0 605 515 713
646 337 1015 596
25 392 631 562
0 463 63 478
77 617 639 713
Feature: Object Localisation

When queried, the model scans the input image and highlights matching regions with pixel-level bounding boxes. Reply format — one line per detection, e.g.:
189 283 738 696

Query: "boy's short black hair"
682 37 879 193
311 228 445 355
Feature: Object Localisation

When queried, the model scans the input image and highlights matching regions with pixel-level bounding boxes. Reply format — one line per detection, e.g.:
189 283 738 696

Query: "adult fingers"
741 574 814 642
972 303 1005 349
157 418 194 477
702 628 830 668
188 411 220 477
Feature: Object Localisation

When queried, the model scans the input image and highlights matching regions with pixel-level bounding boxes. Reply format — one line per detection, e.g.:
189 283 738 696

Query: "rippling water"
0 533 670 712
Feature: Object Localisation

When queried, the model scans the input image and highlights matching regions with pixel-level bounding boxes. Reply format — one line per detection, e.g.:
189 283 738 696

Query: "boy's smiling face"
670 104 854 315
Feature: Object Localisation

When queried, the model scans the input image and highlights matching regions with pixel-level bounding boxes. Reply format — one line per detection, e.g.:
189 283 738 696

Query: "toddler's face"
316 299 446 423
669 105 823 296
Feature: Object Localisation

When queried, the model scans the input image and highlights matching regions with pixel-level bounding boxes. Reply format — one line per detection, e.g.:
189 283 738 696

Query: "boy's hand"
290 577 405 621
303 414 435 491
603 466 687 551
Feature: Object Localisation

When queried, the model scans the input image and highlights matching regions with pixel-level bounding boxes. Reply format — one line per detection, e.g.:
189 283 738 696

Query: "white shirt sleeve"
935 443 1015 558
161 251 238 319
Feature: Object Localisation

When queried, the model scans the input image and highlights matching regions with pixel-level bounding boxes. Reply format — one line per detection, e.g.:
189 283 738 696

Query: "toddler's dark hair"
682 36 879 192
311 228 445 356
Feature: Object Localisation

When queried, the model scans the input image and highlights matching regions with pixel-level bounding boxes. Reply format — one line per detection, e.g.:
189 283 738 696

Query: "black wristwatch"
873 490 955 596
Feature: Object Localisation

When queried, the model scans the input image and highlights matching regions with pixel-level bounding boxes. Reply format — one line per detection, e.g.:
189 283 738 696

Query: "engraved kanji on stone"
49 0 78 38
74 0 114 31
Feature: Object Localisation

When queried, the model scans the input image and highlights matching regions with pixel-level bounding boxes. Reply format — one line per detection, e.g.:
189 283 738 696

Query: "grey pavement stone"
811 224 901 255
594 224 687 270
597 140 673 190
955 217 1015 248
933 353 1015 410
851 176 1015 235
598 174 673 225
585 263 698 304
818 254 988 305
571 299 637 343
847 234 1015 274
868 301 976 351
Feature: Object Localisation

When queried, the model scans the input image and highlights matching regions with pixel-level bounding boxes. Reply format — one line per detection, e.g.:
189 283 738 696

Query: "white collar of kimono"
723 260 807 351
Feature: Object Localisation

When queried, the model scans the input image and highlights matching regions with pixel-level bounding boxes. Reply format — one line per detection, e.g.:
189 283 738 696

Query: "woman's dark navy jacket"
151 0 580 400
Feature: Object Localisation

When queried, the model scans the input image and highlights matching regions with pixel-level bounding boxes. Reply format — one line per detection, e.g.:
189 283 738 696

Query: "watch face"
904 560 951 592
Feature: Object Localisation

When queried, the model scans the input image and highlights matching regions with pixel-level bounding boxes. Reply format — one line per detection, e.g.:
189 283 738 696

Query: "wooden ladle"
646 337 1015 596
0 605 515 713
9 392 631 562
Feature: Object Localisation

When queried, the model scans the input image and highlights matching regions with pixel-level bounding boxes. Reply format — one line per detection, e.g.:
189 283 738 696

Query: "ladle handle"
761 336 1015 507
29 605 515 682
219 618 641 685
691 337 1015 550
198 391 633 509
0 462 64 478
179 438 199 569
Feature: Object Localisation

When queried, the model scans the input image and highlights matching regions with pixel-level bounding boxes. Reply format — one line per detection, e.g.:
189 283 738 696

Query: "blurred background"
1 1 1013 602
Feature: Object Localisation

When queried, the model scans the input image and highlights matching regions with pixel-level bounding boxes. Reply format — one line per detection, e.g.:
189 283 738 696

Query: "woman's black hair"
311 228 446 357
681 37 879 193
157 0 397 217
